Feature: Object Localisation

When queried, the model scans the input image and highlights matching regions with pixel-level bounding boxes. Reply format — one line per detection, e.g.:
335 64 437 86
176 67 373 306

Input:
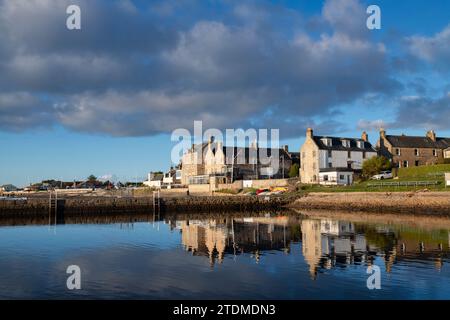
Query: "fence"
367 181 440 188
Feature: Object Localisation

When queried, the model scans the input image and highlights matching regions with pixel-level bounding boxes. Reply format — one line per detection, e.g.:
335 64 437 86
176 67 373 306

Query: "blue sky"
0 0 449 187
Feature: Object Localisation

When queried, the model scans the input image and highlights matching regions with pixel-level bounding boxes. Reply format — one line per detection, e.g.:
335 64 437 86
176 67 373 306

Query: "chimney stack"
306 127 313 139
283 145 289 152
361 131 368 142
427 130 436 142
380 128 386 139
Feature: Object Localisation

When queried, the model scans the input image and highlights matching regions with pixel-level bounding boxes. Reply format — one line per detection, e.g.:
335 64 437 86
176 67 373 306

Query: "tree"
362 156 391 179
288 163 300 178
87 175 97 182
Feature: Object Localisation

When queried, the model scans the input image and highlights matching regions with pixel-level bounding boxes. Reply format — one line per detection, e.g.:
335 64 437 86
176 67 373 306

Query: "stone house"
181 138 295 185
376 129 450 168
299 128 377 184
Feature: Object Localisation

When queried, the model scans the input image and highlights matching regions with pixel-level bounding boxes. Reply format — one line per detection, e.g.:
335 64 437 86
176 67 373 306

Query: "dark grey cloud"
0 92 54 131
390 93 450 131
0 0 403 137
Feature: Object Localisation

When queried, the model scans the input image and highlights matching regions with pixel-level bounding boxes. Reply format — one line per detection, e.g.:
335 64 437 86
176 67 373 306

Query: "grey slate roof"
313 136 376 152
150 174 164 181
385 135 450 149
191 142 292 163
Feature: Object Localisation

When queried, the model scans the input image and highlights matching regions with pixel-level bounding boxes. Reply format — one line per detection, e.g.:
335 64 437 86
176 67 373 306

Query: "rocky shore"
290 191 450 214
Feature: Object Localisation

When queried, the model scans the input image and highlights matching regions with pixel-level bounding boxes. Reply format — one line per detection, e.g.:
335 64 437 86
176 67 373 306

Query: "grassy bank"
299 164 450 193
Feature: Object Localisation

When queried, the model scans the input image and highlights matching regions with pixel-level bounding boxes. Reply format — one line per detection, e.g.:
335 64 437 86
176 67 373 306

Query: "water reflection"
173 216 296 266
1 211 450 299
165 213 450 279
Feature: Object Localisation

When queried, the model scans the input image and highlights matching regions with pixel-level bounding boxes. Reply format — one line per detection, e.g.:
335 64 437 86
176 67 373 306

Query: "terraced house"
181 137 295 185
377 129 450 168
300 128 377 185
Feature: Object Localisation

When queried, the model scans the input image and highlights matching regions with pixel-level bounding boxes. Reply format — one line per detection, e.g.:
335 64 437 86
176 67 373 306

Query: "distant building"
300 128 377 184
0 184 18 192
377 129 450 168
143 172 164 188
162 168 182 187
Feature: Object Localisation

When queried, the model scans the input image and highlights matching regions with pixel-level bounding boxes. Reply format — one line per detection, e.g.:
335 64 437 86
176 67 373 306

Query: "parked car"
372 171 393 180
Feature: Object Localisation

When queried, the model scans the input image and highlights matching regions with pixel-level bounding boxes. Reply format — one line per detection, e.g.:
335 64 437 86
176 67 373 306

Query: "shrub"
362 156 391 179
289 163 300 178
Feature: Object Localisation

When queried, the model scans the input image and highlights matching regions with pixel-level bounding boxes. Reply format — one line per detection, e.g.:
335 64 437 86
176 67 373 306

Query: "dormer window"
321 138 332 147
342 140 350 148
357 141 365 149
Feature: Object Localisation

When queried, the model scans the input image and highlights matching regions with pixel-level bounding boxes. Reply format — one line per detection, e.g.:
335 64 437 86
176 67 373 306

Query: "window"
395 148 401 156
433 149 438 157
403 161 408 168
321 138 331 146
342 140 350 148
347 151 351 158
415 160 419 166
339 175 345 180
323 175 329 181
347 162 352 169
363 151 366 159
328 150 332 157
357 141 365 148
328 162 332 168
414 149 419 156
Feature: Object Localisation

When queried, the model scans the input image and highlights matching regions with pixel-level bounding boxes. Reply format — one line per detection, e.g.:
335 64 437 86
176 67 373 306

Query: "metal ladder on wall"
152 190 161 222
48 190 58 226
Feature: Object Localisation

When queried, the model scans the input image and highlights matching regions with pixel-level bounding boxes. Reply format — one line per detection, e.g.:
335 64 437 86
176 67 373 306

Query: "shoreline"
289 191 450 215
0 190 449 219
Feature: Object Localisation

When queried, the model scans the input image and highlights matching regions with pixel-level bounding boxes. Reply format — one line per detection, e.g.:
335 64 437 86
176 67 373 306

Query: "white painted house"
143 172 163 188
300 128 377 185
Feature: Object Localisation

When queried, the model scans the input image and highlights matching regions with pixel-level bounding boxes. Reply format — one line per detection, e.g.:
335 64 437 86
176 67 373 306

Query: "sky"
0 0 449 187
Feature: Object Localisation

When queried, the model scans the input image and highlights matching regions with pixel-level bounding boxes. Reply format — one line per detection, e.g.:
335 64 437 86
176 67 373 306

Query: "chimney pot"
427 130 436 142
361 131 368 142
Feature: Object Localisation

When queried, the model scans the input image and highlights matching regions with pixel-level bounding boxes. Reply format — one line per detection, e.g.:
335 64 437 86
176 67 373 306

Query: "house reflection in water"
301 219 367 279
170 215 450 276
174 216 296 266
301 219 449 279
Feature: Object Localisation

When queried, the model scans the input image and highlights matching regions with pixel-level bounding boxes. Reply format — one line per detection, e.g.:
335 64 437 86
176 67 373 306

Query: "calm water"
1 212 450 299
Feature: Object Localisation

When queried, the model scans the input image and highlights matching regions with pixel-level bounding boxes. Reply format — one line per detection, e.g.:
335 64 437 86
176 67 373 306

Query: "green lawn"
397 164 450 181
298 164 450 193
